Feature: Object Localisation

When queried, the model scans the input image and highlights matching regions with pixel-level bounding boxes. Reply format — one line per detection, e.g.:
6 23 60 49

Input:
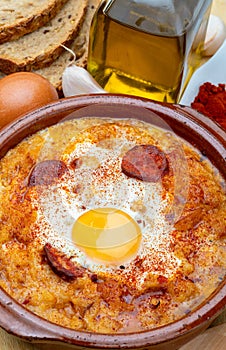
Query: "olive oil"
87 0 212 103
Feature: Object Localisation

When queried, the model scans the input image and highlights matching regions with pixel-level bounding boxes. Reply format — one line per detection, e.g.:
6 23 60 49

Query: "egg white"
32 120 183 289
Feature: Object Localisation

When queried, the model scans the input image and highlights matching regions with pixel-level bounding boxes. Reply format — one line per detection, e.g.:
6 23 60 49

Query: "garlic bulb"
203 14 225 56
62 65 106 97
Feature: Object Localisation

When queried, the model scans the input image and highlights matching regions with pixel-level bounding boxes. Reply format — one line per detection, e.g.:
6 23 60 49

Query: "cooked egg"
33 119 185 289
0 72 59 130
72 208 142 265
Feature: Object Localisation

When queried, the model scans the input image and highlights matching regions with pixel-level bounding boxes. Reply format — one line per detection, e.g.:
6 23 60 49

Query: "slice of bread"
34 0 101 93
0 0 88 74
0 0 69 44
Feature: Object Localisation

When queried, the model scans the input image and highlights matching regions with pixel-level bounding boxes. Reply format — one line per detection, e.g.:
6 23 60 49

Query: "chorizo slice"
121 145 168 182
44 243 86 282
28 160 67 186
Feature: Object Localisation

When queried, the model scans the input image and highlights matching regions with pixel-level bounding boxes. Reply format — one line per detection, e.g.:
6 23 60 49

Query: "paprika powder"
191 82 226 129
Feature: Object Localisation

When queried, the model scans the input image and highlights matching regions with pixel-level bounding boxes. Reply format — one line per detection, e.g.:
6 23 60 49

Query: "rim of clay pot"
0 94 225 348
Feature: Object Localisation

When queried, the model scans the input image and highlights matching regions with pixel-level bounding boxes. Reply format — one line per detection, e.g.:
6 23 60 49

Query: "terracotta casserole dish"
0 94 225 350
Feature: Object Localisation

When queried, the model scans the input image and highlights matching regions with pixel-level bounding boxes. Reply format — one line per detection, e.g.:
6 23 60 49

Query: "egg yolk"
72 208 141 265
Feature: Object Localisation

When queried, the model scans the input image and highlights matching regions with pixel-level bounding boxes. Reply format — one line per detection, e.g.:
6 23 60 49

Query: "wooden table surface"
0 0 225 349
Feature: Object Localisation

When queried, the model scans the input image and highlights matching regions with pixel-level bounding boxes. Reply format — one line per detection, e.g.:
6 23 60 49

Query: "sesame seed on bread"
0 0 88 74
0 0 69 44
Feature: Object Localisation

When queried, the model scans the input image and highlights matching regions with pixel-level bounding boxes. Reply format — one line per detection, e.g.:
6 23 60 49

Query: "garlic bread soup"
0 117 225 333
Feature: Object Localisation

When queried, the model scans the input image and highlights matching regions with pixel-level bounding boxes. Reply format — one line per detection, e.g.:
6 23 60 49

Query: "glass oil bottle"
87 0 213 103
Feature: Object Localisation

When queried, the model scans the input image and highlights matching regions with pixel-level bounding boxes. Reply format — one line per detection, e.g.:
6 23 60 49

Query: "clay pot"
0 94 225 350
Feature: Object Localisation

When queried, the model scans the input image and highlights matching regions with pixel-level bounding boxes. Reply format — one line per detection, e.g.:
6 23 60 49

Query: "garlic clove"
203 14 226 57
62 65 106 97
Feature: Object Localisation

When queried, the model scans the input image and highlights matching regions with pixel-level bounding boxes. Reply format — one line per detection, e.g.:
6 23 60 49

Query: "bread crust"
0 0 101 94
33 0 101 92
0 0 88 74
0 0 69 44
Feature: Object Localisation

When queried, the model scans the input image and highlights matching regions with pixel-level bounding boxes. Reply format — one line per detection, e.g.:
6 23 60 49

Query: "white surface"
180 39 226 106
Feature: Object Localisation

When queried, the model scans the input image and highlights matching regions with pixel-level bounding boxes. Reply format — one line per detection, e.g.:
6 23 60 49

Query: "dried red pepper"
191 82 226 129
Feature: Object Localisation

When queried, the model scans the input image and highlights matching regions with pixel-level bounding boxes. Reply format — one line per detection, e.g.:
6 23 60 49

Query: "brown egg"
0 72 59 130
